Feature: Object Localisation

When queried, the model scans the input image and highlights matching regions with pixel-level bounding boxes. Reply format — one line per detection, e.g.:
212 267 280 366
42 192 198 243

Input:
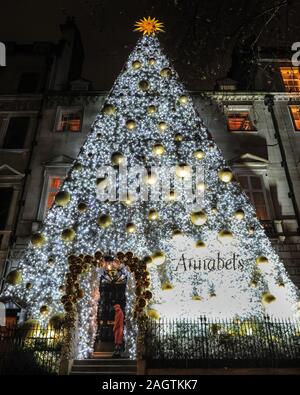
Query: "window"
289 105 300 131
227 111 256 132
18 72 40 93
280 67 300 92
237 175 268 220
0 188 13 229
56 108 82 132
2 117 30 149
46 177 63 210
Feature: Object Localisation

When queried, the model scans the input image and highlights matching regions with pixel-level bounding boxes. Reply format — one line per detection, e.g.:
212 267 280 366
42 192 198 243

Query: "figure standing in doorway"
113 304 124 357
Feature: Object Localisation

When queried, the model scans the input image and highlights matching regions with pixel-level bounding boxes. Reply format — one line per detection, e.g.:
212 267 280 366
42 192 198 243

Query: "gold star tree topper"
134 17 164 36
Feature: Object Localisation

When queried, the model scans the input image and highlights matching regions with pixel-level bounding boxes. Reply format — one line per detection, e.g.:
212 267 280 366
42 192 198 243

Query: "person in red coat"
113 304 124 357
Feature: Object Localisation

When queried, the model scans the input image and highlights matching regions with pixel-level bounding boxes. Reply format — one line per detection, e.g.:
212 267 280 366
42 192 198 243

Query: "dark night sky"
1 0 300 90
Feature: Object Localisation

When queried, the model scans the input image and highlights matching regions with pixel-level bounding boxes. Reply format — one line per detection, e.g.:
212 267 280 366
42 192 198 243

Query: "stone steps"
70 354 137 375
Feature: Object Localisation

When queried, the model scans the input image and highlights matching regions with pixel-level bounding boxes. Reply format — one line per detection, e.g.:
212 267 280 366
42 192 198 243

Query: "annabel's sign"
172 253 245 272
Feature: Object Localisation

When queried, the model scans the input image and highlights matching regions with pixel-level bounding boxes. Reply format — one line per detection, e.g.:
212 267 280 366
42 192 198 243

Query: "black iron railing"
0 325 65 375
144 317 300 368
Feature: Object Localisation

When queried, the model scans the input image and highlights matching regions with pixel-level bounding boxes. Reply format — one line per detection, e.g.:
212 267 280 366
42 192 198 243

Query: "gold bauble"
144 290 153 300
152 143 165 156
157 121 168 132
175 163 191 178
256 256 269 265
148 58 156 66
40 305 49 315
111 152 125 165
174 133 184 142
31 233 46 248
151 251 166 265
192 295 202 301
161 281 174 290
102 104 116 115
218 168 233 183
160 67 172 78
26 282 32 290
138 80 149 91
234 209 245 220
96 177 108 189
211 207 218 214
55 191 71 207
126 223 136 233
179 95 188 105
218 229 233 242
248 226 255 235
73 162 83 171
190 210 207 226
147 105 157 114
262 292 276 304
147 309 160 320
138 298 147 308
172 229 183 239
61 228 76 242
148 209 159 221
196 182 206 191
132 60 142 69
98 214 112 229
195 240 206 248
77 202 88 212
194 149 205 160
6 270 22 285
126 120 136 130
48 256 55 265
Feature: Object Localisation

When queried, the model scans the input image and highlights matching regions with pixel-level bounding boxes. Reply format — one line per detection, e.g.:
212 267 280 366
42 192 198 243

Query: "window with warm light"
227 112 256 132
237 175 268 220
46 177 63 210
280 67 300 92
289 105 300 131
56 108 82 132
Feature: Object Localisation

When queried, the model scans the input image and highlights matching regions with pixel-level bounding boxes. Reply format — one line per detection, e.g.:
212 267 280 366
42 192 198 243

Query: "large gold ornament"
172 229 183 239
178 95 188 105
126 223 136 233
194 149 205 160
132 60 142 70
195 240 206 249
102 104 116 115
6 270 22 285
161 281 174 290
160 67 172 78
61 228 76 242
157 121 168 132
134 17 164 36
98 214 112 228
77 202 88 212
31 233 46 248
174 133 184 142
218 229 233 242
126 120 136 130
147 105 157 114
151 250 166 265
152 143 165 155
111 152 125 165
139 80 149 91
190 210 207 226
234 209 245 220
218 168 233 183
148 209 159 221
256 256 269 265
262 292 276 304
55 191 71 207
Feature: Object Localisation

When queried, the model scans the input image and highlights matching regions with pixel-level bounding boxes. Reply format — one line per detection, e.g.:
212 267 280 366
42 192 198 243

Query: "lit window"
237 175 268 220
47 177 63 210
289 105 300 131
227 112 256 132
56 108 82 132
280 67 300 92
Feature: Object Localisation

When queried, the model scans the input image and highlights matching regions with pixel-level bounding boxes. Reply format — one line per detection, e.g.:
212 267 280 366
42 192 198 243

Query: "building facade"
1 20 300 319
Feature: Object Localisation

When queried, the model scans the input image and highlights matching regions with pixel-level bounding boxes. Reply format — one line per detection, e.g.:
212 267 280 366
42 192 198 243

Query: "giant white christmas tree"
3 18 300 358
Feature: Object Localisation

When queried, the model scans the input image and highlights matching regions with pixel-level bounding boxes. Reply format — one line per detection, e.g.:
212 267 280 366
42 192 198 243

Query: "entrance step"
70 358 137 375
